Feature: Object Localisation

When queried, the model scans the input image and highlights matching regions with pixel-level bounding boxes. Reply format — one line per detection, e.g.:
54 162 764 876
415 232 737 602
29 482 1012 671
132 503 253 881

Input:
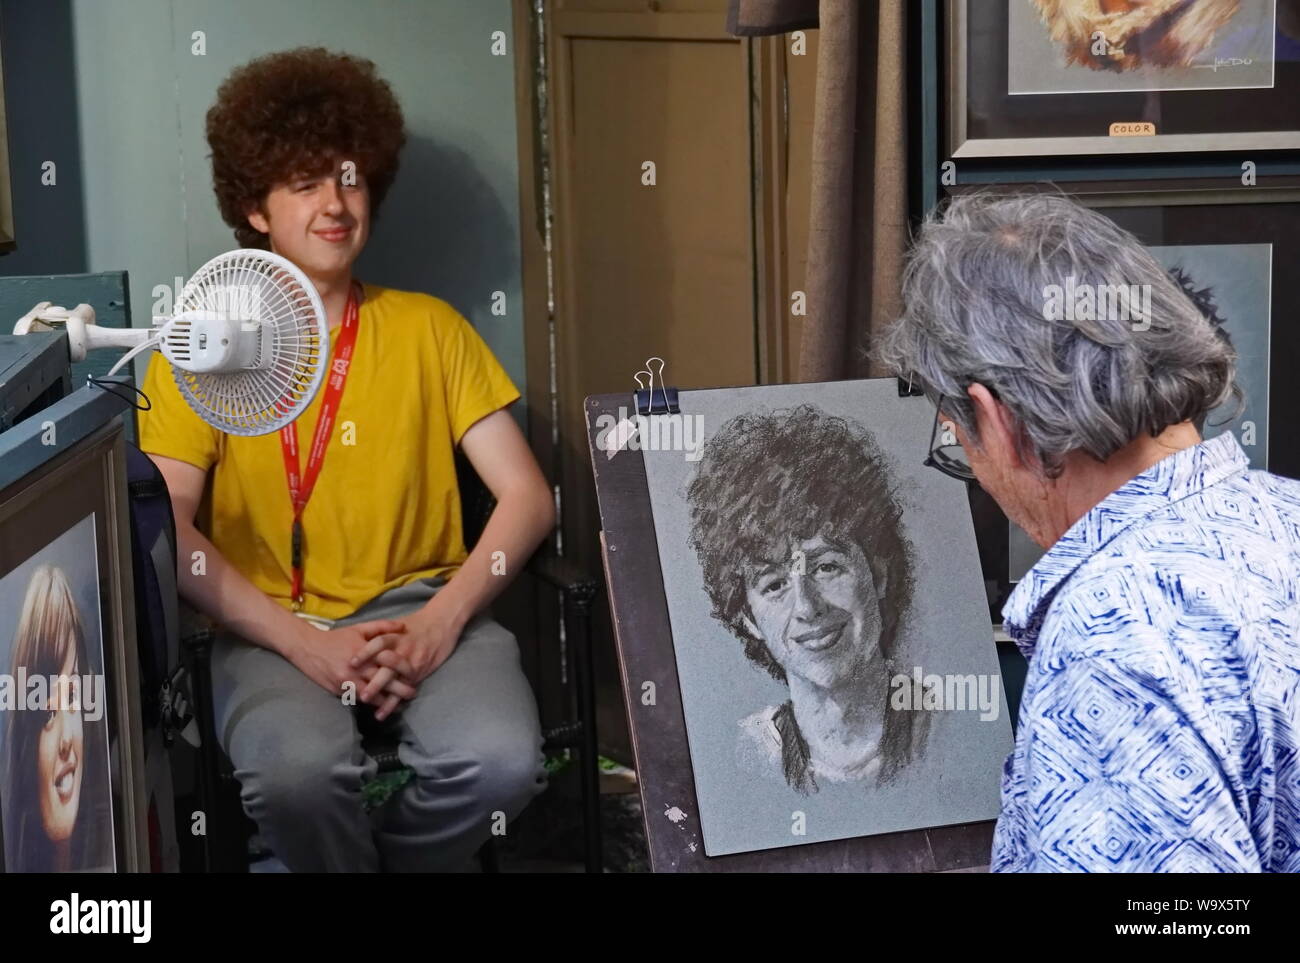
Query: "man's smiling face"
740 534 883 690
246 157 370 281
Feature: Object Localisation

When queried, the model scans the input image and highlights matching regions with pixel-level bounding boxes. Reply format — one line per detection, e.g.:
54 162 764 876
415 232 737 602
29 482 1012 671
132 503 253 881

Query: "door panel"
526 0 815 762
549 3 754 760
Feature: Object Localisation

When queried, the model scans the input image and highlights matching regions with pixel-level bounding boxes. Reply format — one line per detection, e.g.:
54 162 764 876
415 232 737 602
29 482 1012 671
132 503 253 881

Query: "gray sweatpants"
209 576 548 872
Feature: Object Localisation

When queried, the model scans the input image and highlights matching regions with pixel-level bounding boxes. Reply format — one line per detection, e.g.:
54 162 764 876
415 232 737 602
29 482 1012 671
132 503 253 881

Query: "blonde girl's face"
37 643 83 842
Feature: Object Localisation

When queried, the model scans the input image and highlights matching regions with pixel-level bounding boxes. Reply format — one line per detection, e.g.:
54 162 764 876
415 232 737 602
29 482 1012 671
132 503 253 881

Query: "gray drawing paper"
641 379 1012 857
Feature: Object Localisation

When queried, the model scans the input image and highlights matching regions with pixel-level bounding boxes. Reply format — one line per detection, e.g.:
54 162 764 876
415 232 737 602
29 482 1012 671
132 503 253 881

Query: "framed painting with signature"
947 0 1300 157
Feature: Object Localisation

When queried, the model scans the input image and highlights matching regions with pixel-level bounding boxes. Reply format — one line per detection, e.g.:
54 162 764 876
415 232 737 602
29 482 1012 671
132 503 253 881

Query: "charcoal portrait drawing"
638 379 1011 856
685 405 928 795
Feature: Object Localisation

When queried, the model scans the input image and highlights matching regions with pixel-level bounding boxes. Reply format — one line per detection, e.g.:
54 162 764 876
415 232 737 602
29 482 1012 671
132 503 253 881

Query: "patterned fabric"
993 431 1300 872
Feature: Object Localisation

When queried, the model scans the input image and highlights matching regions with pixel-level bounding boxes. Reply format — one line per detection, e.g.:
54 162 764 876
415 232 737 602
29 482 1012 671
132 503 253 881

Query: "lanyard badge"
279 280 362 611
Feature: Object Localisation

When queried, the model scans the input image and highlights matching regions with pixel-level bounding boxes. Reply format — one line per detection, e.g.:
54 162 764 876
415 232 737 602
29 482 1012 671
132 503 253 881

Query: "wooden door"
517 0 815 761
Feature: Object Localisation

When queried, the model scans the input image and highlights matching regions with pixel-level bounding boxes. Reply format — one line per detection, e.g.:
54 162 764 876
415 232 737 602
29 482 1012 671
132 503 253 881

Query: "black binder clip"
898 373 925 397
633 357 679 416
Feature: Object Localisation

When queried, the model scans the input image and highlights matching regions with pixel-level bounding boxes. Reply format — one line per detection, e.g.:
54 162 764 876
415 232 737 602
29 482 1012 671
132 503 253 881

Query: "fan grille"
170 249 329 435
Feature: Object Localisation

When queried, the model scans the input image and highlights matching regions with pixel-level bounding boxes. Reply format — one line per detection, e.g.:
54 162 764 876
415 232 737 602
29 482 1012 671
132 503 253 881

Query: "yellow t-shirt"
138 282 520 621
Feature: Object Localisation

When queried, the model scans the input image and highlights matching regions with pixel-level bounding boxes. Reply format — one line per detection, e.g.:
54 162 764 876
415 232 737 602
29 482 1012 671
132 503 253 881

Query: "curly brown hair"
686 404 916 682
206 47 407 249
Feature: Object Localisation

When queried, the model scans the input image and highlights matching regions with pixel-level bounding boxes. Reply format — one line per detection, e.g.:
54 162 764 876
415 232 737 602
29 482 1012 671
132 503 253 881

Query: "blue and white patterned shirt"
993 431 1300 872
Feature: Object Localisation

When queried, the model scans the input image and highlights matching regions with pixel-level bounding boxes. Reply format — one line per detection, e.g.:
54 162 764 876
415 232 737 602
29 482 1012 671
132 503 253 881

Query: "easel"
584 362 999 871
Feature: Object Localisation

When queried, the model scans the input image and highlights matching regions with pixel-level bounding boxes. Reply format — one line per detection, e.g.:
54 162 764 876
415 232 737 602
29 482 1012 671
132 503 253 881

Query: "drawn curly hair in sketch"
1031 0 1242 71
685 404 926 794
1168 263 1238 434
1168 264 1230 334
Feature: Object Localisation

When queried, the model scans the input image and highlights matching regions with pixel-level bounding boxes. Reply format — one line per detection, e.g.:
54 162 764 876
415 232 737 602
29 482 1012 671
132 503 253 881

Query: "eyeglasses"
923 394 975 482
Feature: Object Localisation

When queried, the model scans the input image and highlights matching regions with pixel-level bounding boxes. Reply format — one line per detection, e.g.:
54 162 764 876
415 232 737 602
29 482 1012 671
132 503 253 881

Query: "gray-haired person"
876 191 1300 872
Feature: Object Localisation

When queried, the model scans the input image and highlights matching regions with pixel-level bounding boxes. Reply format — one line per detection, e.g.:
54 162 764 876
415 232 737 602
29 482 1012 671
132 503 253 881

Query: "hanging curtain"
728 0 909 382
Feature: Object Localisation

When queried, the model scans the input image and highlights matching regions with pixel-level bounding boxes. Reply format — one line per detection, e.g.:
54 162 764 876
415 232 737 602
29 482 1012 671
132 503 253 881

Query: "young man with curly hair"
139 47 554 872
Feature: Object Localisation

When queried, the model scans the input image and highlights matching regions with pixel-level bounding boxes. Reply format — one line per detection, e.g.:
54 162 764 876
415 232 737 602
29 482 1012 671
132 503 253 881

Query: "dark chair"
181 451 602 872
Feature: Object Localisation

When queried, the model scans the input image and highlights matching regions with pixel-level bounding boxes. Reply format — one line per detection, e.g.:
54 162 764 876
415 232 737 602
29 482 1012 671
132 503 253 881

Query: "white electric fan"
11 249 329 435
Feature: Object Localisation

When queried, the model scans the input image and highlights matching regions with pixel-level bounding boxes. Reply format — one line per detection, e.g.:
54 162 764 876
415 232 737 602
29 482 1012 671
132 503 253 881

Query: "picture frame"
946 0 1300 158
1066 183 1290 475
0 31 15 253
0 407 149 872
946 182 1300 584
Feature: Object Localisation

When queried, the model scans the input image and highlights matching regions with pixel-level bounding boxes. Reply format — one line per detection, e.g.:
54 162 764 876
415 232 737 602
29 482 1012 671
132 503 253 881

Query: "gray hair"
874 191 1242 479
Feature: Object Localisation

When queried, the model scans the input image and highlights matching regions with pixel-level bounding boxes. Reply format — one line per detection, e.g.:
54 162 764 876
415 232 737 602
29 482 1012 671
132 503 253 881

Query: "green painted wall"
5 1 527 414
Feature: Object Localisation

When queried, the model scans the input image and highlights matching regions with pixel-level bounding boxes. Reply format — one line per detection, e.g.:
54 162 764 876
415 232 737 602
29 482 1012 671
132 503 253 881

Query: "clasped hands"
292 606 461 721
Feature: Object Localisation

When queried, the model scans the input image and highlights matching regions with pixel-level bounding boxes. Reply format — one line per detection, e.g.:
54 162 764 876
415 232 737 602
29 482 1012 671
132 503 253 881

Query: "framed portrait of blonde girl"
0 405 148 872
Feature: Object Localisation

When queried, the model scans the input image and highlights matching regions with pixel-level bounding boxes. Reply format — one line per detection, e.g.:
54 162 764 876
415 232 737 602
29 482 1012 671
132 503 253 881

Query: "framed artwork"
0 516 115 871
1079 186 1293 470
947 0 1300 157
0 417 148 872
591 379 1012 864
947 184 1300 582
0 33 13 252
1145 240 1272 467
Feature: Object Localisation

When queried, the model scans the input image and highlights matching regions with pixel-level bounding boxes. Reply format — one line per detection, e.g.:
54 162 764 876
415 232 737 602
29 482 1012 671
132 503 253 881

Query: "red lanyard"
280 280 362 610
